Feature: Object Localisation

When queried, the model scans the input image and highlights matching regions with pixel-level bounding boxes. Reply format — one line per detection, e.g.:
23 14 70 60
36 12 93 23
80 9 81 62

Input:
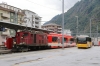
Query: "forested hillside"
44 0 100 36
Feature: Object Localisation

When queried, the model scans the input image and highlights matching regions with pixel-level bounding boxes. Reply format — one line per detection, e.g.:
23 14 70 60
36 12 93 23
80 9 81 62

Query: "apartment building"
23 10 41 28
42 23 62 34
63 29 72 36
0 3 24 24
0 2 24 42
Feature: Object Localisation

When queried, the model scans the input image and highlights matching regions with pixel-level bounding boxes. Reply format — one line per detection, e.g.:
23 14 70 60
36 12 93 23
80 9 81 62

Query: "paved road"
0 46 100 66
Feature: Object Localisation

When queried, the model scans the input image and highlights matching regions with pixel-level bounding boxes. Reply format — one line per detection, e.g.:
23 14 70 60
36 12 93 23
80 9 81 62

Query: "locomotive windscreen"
23 33 28 36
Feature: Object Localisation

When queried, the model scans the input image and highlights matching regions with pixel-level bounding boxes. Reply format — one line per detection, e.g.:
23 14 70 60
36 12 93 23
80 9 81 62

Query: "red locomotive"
11 31 49 52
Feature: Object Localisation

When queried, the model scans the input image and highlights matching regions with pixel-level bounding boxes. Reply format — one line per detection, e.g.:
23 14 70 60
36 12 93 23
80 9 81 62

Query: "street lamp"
97 24 98 41
90 18 92 37
90 18 99 41
62 0 64 49
75 16 78 36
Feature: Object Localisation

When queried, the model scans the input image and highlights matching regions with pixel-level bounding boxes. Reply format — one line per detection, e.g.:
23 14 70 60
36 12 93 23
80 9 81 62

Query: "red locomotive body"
12 31 48 52
0 36 13 50
5 38 13 49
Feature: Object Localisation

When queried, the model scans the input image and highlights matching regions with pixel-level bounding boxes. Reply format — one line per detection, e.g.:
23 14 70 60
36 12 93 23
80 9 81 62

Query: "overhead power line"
25 0 60 11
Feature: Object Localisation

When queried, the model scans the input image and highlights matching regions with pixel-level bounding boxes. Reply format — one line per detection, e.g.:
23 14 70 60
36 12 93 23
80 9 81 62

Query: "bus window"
86 37 91 42
52 37 58 42
77 38 87 43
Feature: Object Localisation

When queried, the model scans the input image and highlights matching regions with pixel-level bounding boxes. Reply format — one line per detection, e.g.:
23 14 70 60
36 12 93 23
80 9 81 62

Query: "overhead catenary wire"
25 0 61 11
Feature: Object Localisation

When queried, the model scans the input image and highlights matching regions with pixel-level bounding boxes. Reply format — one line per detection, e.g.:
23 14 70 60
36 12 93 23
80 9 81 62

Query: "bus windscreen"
77 38 87 43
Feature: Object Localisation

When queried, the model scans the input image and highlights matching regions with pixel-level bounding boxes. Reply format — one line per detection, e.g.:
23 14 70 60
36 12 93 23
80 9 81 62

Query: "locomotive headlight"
14 42 16 44
20 43 23 44
13 45 14 47
23 42 25 44
21 37 23 38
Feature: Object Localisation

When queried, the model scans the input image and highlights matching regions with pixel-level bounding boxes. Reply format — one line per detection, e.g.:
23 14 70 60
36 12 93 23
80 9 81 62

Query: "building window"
0 13 3 16
11 19 14 22
10 30 13 33
5 5 7 8
8 6 10 9
11 13 14 16
13 8 16 11
1 35 6 39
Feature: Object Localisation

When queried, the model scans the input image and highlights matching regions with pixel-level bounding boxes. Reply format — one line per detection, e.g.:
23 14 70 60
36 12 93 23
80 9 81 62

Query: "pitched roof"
43 23 61 26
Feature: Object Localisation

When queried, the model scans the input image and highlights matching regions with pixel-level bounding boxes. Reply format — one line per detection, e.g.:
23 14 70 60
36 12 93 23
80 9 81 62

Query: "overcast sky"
0 0 80 24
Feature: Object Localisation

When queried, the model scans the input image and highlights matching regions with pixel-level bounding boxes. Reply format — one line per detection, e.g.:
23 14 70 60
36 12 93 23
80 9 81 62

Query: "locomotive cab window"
17 33 20 36
52 37 58 42
23 33 29 36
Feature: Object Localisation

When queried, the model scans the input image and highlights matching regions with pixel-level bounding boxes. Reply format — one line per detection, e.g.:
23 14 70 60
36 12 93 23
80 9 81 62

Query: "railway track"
0 49 12 54
0 47 49 55
0 48 74 56
0 46 64 55
0 48 66 59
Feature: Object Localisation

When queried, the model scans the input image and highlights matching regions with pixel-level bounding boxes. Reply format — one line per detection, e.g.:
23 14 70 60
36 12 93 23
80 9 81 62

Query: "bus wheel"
78 47 81 49
86 47 88 49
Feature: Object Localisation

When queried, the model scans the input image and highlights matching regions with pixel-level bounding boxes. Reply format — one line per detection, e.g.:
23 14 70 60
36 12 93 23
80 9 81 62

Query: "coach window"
64 38 67 42
52 37 58 42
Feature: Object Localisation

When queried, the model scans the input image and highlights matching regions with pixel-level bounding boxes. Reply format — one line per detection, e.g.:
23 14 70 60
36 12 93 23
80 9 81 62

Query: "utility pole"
97 24 98 41
75 16 78 36
62 0 64 49
32 15 33 27
15 11 18 24
90 18 91 37
33 15 35 28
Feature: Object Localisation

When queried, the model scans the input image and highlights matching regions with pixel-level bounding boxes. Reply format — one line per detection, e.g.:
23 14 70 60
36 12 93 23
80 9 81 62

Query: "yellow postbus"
76 36 92 48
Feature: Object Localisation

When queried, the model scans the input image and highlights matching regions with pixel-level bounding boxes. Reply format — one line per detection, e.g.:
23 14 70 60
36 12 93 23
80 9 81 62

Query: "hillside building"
42 23 62 34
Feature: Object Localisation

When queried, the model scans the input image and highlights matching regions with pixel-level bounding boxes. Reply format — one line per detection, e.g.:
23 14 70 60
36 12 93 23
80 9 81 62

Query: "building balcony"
1 31 10 36
35 24 39 27
21 23 26 26
58 30 62 32
35 25 39 28
34 14 40 18
1 13 10 18
35 19 41 22
58 27 62 29
0 19 10 22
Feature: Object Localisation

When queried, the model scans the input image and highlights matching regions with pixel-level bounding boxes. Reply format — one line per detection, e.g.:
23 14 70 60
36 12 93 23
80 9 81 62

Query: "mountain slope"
44 0 100 35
